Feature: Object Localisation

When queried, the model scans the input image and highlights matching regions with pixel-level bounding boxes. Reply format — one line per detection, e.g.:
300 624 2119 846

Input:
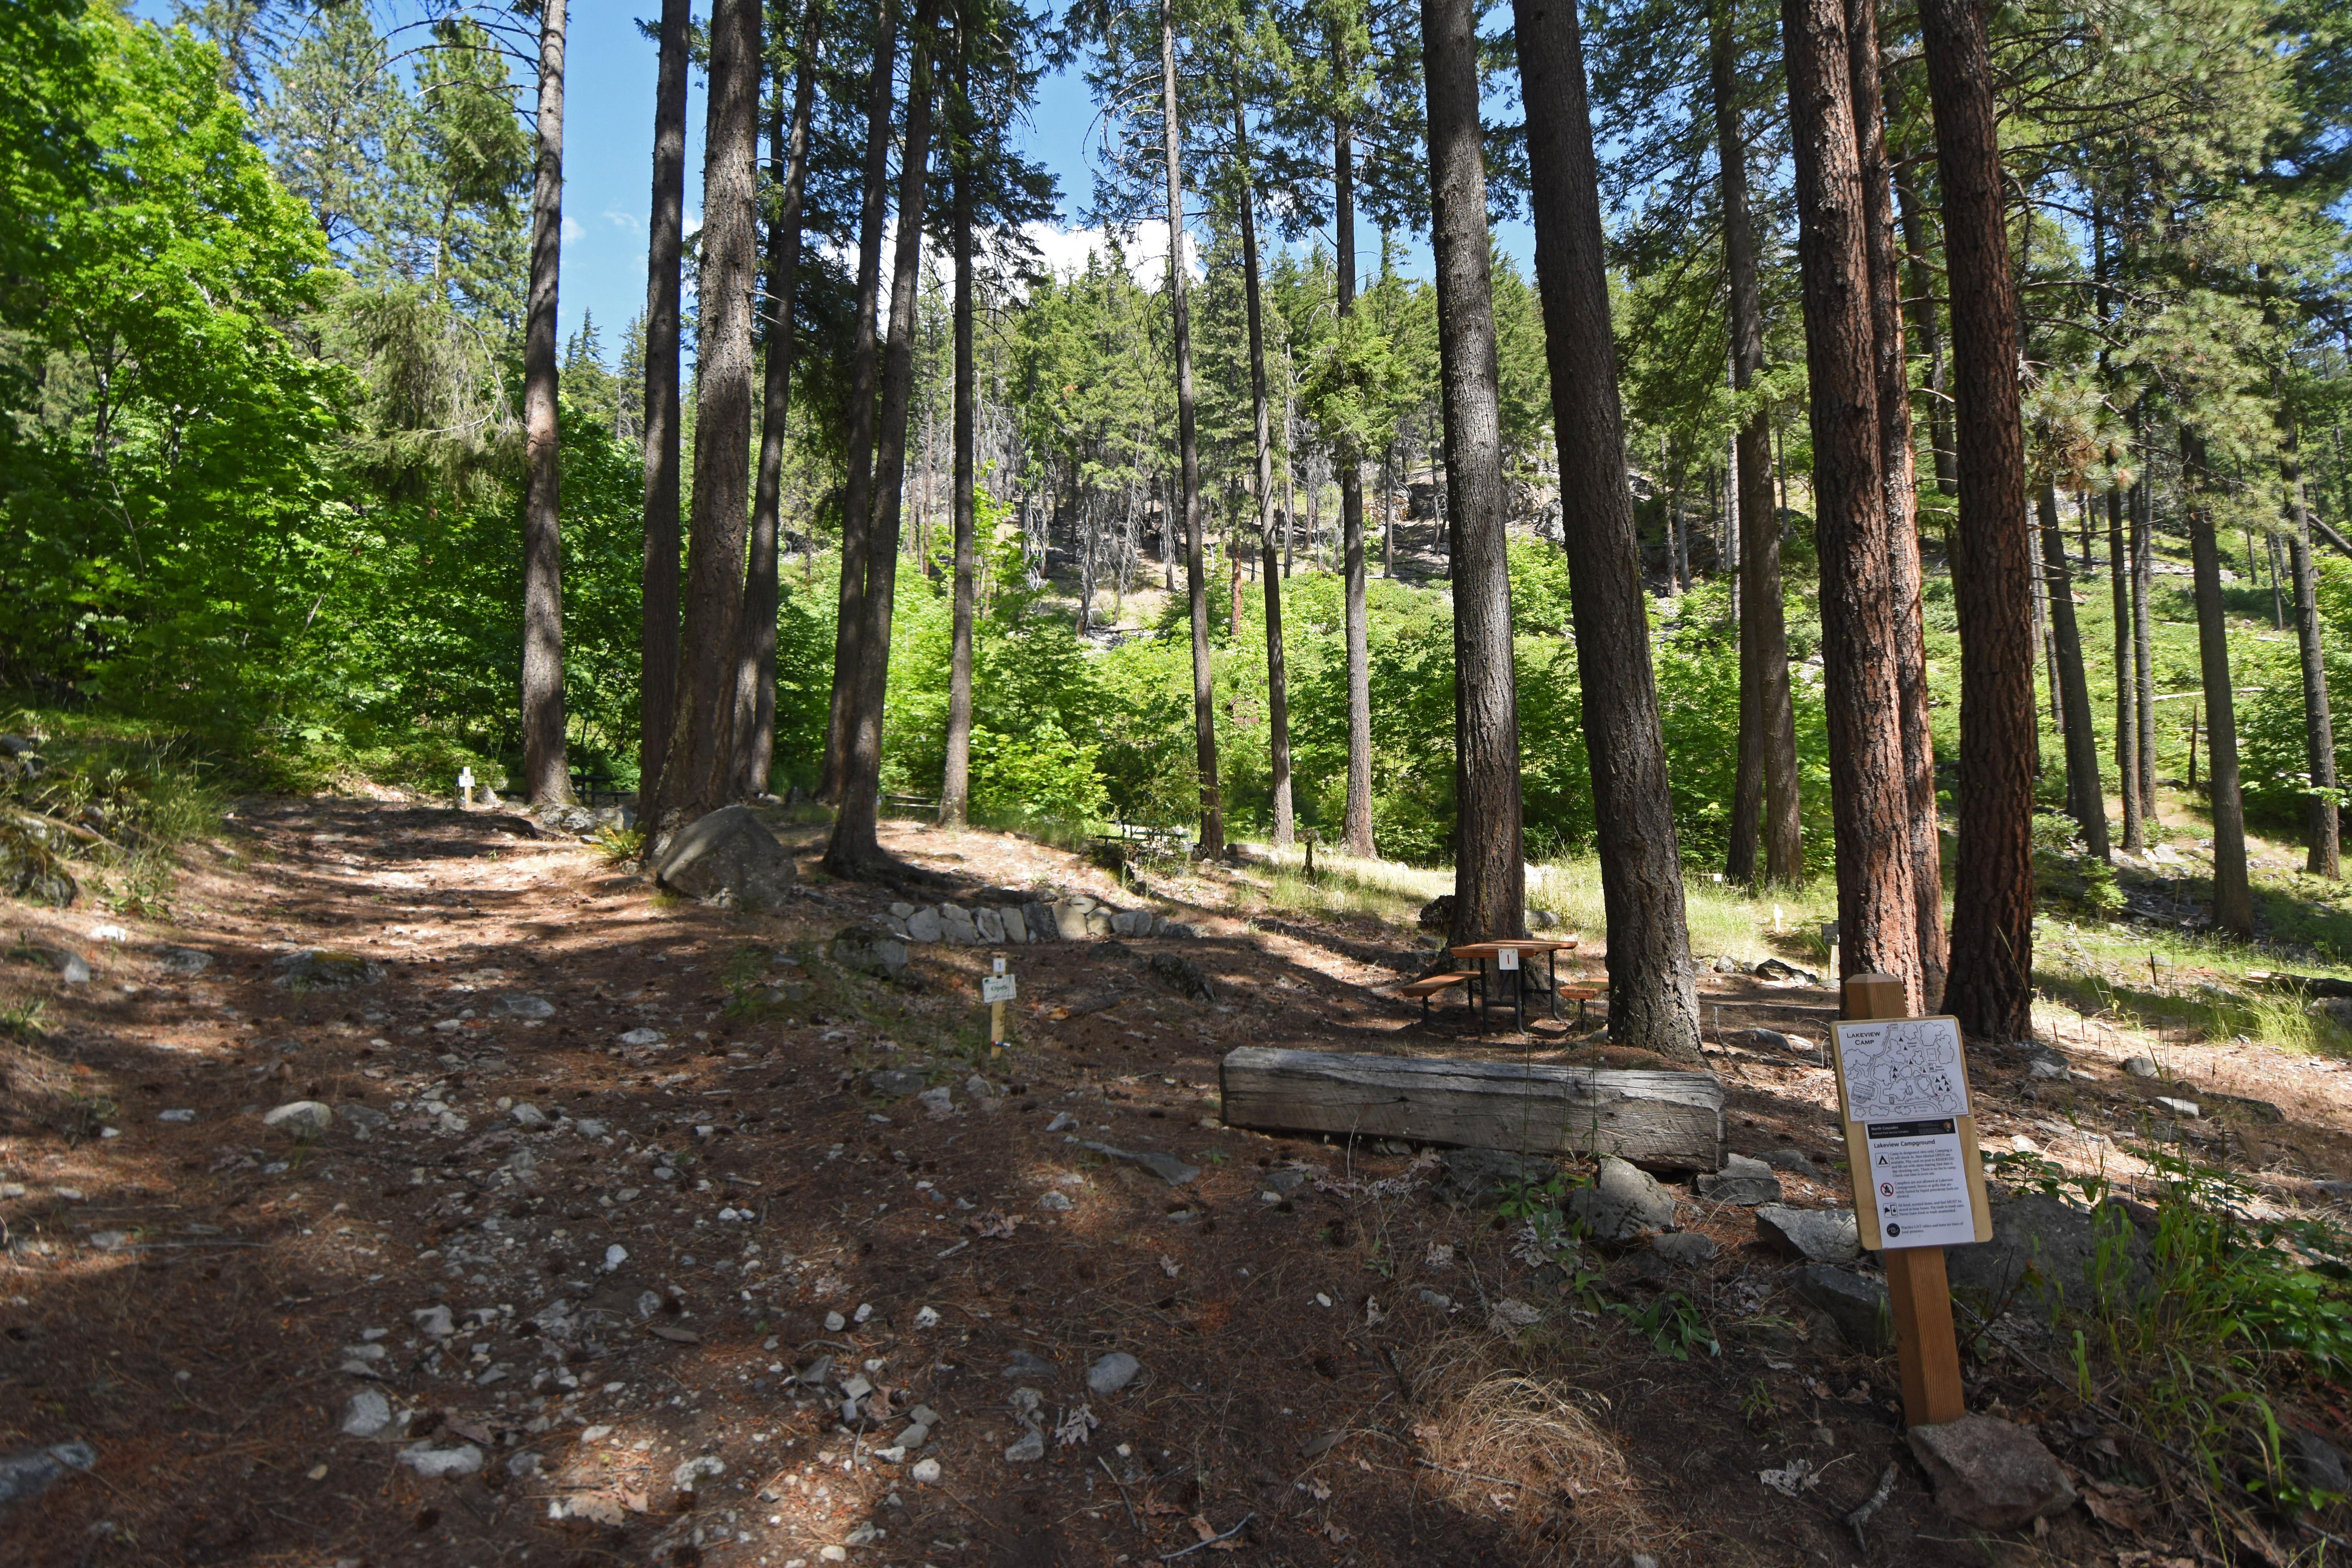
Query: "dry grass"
1403 1332 1669 1566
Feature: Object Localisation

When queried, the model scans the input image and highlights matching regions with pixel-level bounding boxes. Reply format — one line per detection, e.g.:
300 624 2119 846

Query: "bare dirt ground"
3 798 2348 1567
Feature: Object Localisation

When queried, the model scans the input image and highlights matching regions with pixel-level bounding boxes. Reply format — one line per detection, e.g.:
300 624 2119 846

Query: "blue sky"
140 2 1538 359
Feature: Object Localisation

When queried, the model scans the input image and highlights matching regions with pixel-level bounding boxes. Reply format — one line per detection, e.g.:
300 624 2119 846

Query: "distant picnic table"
1394 936 1590 1033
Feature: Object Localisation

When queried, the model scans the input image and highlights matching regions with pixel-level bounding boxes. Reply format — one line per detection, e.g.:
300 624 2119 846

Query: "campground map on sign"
1833 1015 1971 1122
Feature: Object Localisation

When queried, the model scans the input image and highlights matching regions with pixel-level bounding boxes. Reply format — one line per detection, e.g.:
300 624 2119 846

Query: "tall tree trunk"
1893 163 1954 496
940 34 977 830
2181 428 2252 935
1782 0 1920 1004
2285 431 2340 877
1921 0 2034 1040
2132 466 2157 815
1422 0 1526 948
521 0 572 805
1334 71 1374 859
820 0 902 802
2039 478 2109 857
638 0 690 806
646 0 762 827
1713 0 1801 888
1165 0 1220 857
2110 486 2143 852
1849 0 1944 998
735 9 818 799
1512 0 1701 1056
826 1 936 872
1234 98 1294 846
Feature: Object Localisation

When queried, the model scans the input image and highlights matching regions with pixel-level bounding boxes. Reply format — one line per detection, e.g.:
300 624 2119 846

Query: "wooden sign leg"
1885 1245 1966 1426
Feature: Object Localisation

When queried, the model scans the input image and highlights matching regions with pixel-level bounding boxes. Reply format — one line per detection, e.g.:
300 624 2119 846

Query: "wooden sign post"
1832 973 1991 1428
981 955 1016 1057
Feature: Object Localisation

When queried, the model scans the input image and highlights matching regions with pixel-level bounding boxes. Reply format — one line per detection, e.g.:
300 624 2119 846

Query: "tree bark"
1334 67 1374 860
1783 0 1920 1005
826 0 937 872
1893 163 1954 496
821 0 902 802
940 32 978 830
1921 0 2034 1040
2181 428 2252 935
2110 485 2143 852
735 9 818 799
2285 430 2340 877
2038 478 2108 857
2132 466 2157 815
646 0 762 827
1713 0 1801 889
1849 0 1943 998
1234 96 1294 846
1422 0 1526 949
521 0 572 805
638 0 690 806
1511 0 1700 1056
1165 0 1221 858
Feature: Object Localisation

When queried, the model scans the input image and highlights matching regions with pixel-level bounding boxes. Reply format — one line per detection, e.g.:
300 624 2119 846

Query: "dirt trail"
2 797 2346 1566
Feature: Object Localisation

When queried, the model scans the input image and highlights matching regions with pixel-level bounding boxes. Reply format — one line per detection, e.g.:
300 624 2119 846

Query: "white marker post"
981 955 1016 1057
457 766 475 808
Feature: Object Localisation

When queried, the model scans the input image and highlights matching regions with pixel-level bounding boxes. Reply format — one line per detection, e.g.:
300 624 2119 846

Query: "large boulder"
1944 1193 2152 1316
1755 1205 1860 1264
1791 1264 1892 1352
1697 1153 1783 1207
271 950 383 991
1906 1415 2076 1529
655 805 798 909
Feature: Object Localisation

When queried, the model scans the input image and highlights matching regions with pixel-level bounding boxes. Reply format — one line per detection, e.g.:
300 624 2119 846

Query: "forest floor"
4 798 2352 1567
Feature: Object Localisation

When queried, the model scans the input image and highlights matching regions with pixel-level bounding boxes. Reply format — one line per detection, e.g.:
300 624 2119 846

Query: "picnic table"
1450 937 1581 1033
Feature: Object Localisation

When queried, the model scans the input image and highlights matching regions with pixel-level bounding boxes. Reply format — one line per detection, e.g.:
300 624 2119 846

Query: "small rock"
1697 1154 1782 1207
2121 1055 2161 1079
263 1101 333 1137
823 1311 846 1332
398 1442 485 1480
158 1108 195 1123
509 1102 549 1129
618 1027 665 1047
1078 1141 1199 1185
1752 957 1821 986
342 1105 389 1132
2153 1096 2199 1118
605 1244 629 1271
1001 906 1029 943
917 1087 955 1118
412 1305 455 1338
1759 1148 1815 1174
56 952 90 984
1261 1169 1309 1196
489 994 555 1021
1004 1429 1045 1463
1036 1191 1073 1211
575 1118 608 1139
149 945 212 975
1792 1264 1892 1351
1648 1231 1719 1267
906 907 944 943
1566 1157 1677 1242
1045 1112 1077 1132
672 1455 725 1491
911 1457 942 1484
89 924 127 942
833 925 911 980
435 1110 469 1135
341 1389 393 1438
2289 1429 2348 1495
1754 1205 1860 1264
976 907 1007 942
270 950 383 992
1432 1147 1553 1209
1730 1027 1791 1052
1086 1353 1141 1396
1147 950 1217 1002
1488 1297 1543 1330
1000 1349 1057 1379
1906 1414 2076 1529
0 1439 98 1505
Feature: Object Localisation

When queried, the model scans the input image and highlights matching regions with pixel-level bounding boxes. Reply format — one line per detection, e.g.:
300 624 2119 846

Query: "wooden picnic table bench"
1450 936 1580 1033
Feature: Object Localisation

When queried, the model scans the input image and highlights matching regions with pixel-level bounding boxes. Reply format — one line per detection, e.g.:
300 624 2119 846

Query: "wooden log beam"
1218 1046 1724 1170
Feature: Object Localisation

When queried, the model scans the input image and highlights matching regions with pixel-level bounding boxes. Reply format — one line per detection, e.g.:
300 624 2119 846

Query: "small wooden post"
1303 831 1316 879
1845 972 1967 1428
988 953 1008 1057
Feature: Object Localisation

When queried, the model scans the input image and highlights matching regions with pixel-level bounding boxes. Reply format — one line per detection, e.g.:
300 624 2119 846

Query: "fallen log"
1218 1046 1723 1170
2247 970 2352 1000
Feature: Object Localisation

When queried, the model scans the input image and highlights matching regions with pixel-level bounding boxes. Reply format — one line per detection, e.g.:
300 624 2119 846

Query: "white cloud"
1020 221 1203 286
604 209 644 234
560 215 584 242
